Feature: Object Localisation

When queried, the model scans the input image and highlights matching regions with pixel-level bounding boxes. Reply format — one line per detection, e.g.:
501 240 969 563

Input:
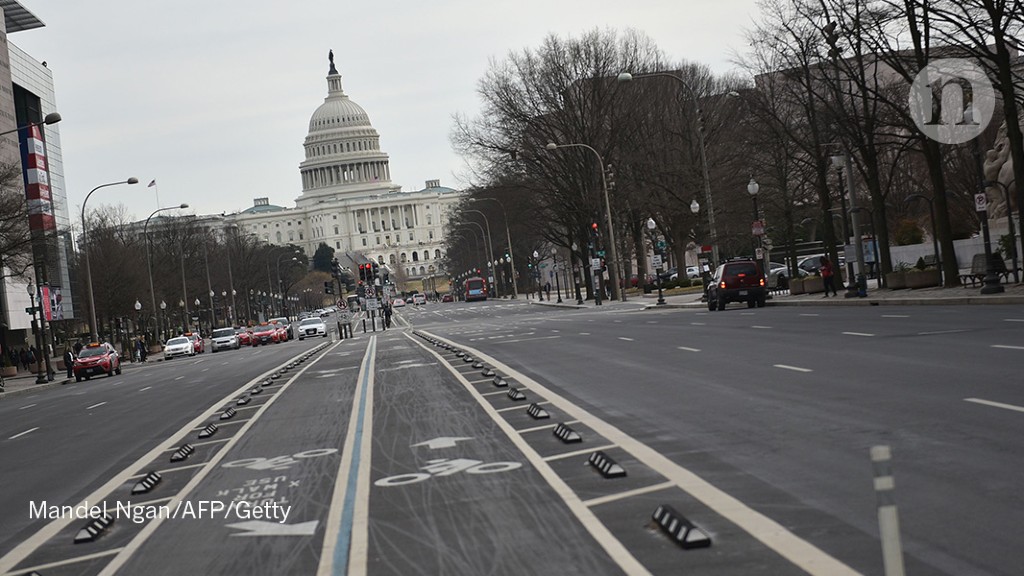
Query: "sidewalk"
530 279 1024 310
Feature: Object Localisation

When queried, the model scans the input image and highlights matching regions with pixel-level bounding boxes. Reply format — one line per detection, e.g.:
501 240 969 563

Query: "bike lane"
341 331 625 575
103 338 368 575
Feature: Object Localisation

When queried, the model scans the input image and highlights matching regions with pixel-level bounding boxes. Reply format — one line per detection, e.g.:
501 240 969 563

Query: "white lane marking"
579 332 590 335
139 386 152 391
1004 319 1024 322
741 312 755 316
493 336 561 344
991 344 1024 350
691 322 705 326
201 368 210 372
416 333 858 576
964 398 1024 413
378 363 437 372
517 423 559 434
751 326 772 329
583 481 677 508
917 329 967 335
842 332 875 337
86 402 107 410
8 427 39 440
544 444 618 462
618 337 635 341
677 347 701 352
882 314 909 318
19 404 37 410
9 548 124 575
174 376 184 381
775 365 813 373
799 313 819 317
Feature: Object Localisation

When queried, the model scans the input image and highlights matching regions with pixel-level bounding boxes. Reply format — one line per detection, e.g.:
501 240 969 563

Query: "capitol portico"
227 52 463 285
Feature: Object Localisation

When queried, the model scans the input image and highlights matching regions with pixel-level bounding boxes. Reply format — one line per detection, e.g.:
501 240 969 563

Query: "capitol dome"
308 86 371 132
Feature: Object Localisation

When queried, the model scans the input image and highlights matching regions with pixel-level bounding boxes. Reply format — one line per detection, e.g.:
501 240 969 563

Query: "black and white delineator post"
871 445 906 576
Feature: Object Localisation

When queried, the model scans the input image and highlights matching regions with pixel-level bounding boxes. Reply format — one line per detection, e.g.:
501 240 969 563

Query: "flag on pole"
148 179 156 187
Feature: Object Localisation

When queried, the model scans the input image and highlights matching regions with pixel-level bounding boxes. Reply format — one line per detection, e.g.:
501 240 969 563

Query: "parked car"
441 293 453 302
185 332 204 354
164 336 194 360
298 317 328 340
210 327 240 352
234 326 253 347
706 259 767 310
412 293 427 305
252 323 280 345
268 317 294 340
73 342 121 381
768 265 808 289
392 298 406 308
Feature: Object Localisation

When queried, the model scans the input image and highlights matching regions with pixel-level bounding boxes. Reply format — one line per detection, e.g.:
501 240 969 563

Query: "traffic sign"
975 193 988 213
752 219 766 236
652 254 663 269
591 258 602 271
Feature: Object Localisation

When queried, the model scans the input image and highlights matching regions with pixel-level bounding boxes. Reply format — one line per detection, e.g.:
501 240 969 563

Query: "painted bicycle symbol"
375 458 522 487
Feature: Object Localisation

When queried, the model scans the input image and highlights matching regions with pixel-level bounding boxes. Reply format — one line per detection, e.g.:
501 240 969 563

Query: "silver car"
298 317 327 340
210 327 240 352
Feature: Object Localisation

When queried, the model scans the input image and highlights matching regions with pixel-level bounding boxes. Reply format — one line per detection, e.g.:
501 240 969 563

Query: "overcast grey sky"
11 0 762 223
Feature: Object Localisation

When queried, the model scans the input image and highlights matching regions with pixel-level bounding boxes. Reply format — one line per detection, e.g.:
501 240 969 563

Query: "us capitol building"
226 52 464 286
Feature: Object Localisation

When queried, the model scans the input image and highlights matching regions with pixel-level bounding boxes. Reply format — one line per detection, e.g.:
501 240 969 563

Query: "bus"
463 276 488 302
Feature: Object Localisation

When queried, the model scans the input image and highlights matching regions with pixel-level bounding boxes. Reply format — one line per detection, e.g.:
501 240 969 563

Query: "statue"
328 49 338 74
982 115 1021 218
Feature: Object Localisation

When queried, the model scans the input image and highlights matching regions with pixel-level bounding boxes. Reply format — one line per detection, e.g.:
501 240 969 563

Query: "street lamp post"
469 198 518 298
570 242 584 305
550 247 563 303
144 203 188 345
81 177 140 340
27 283 47 383
747 178 769 278
532 250 543 300
159 301 167 342
276 251 300 317
831 157 856 290
646 218 667 305
178 300 185 335
194 298 201 334
545 142 624 301
133 300 142 358
618 71 719 269
464 209 499 296
906 194 942 285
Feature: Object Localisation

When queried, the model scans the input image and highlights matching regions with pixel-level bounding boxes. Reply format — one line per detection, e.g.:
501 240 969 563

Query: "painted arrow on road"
226 520 319 537
411 437 473 449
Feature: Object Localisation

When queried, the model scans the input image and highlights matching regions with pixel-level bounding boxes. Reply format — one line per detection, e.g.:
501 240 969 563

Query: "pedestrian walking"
20 348 29 371
544 282 551 301
383 302 393 329
820 256 838 297
63 348 75 380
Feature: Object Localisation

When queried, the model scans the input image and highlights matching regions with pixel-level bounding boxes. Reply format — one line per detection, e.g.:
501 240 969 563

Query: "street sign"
365 298 380 311
975 192 988 213
652 254 663 268
755 247 764 259
656 240 666 250
752 219 766 236
591 258 601 271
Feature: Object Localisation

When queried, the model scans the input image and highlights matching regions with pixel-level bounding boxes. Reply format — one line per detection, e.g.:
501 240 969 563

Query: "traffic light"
331 258 340 277
372 262 379 279
591 222 599 236
324 281 334 295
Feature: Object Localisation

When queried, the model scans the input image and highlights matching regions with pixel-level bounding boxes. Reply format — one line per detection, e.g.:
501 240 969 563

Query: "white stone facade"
227 57 463 280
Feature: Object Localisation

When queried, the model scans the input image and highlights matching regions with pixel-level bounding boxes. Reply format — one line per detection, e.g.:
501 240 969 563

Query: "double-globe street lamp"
82 178 139 341
645 218 667 306
468 198 519 298
545 142 623 301
618 71 720 269
550 246 562 303
144 203 189 346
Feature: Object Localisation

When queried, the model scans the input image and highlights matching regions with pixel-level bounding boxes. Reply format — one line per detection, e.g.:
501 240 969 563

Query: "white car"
164 336 194 360
210 327 240 352
392 298 406 308
298 317 327 339
412 293 427 305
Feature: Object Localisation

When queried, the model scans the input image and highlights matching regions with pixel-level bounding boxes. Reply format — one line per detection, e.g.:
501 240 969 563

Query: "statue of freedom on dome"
328 49 338 74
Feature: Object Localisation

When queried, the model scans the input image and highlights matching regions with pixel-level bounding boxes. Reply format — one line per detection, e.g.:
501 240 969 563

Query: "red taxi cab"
235 326 253 346
185 332 204 354
74 342 121 382
252 322 280 346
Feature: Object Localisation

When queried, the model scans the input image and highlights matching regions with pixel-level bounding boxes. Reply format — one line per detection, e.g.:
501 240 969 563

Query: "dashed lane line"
8 427 39 440
86 402 107 410
583 481 677 508
842 332 875 337
775 365 813 373
991 344 1024 350
964 398 1024 413
677 347 701 352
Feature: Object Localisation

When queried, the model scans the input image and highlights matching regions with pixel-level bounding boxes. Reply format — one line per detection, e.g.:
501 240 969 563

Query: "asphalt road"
0 301 1020 575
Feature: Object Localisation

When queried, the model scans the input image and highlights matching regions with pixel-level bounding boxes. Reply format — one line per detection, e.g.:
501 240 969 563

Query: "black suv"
707 260 767 310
